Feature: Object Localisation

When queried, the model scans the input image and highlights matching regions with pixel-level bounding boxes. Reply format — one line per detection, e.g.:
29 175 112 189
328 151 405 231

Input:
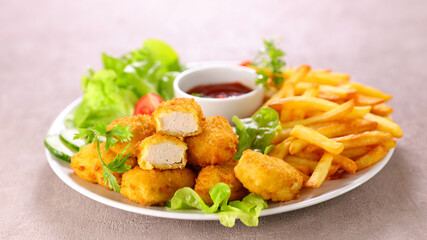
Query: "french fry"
290 125 344 155
334 131 393 149
295 82 315 95
303 75 341 86
280 108 291 122
355 144 388 170
284 156 318 173
287 162 312 176
340 147 372 159
269 137 294 159
289 138 309 155
281 100 355 129
268 96 370 119
330 170 345 180
319 85 357 99
364 113 403 138
290 108 305 121
309 71 350 82
271 128 292 144
355 94 385 106
264 65 310 106
328 164 340 177
384 139 397 149
325 119 376 136
345 82 392 100
294 168 310 185
303 144 322 154
333 155 357 174
306 152 334 188
294 152 321 161
302 85 319 97
371 104 393 116
317 91 342 102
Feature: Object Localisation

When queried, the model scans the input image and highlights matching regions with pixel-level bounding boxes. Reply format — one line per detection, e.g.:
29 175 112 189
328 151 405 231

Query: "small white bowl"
174 64 264 122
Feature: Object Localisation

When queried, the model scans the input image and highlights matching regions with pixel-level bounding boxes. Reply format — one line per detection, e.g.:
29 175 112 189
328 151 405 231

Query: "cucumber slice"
45 135 74 163
59 129 85 152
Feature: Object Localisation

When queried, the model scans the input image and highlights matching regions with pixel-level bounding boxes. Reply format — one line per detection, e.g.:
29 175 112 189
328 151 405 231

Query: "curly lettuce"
232 107 280 159
166 183 267 227
72 39 182 128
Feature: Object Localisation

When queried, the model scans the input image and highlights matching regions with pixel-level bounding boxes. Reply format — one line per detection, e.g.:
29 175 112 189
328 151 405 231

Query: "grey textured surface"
1 0 426 239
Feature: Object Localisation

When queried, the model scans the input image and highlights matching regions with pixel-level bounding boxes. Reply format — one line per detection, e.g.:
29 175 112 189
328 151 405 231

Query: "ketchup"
187 82 253 98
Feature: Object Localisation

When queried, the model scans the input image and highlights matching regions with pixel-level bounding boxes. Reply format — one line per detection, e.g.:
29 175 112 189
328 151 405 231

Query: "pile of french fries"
255 65 403 188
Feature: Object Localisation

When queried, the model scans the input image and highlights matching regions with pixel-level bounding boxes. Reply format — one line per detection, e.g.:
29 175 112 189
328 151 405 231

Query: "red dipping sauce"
187 82 253 98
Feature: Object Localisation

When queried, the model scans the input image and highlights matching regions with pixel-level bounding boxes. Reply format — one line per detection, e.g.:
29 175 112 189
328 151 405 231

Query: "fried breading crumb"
185 116 238 167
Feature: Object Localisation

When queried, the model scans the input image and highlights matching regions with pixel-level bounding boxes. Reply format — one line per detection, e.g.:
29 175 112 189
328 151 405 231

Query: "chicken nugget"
185 116 238 167
70 142 137 190
70 142 100 183
234 150 303 202
107 114 156 157
120 166 196 206
97 148 137 189
136 133 187 170
152 98 203 137
194 161 248 205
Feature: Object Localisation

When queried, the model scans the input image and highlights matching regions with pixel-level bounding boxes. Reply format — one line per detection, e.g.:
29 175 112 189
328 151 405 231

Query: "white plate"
46 99 395 221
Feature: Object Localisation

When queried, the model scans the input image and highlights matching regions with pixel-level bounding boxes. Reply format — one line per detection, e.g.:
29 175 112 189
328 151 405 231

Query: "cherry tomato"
240 60 251 67
134 93 164 115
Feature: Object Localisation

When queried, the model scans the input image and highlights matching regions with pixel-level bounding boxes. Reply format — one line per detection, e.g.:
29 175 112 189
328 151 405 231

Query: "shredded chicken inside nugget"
120 166 195 206
194 161 248 205
152 98 203 137
70 142 137 190
136 133 187 170
107 114 156 157
186 116 238 167
234 150 303 202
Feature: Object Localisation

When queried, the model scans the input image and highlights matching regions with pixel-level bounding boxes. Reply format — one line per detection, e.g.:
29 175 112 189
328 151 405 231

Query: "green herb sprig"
253 39 286 88
74 122 133 192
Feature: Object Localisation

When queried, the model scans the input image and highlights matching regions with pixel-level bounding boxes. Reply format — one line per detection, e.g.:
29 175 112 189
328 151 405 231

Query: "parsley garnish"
74 122 133 192
253 39 286 88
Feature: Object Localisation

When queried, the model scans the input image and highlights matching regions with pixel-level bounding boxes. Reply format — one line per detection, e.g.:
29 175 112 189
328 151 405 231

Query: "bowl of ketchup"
174 64 264 122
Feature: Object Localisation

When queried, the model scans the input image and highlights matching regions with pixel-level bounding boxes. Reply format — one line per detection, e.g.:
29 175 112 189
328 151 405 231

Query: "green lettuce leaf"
166 183 267 227
232 107 280 159
218 194 268 227
71 39 183 128
73 70 138 128
166 187 208 210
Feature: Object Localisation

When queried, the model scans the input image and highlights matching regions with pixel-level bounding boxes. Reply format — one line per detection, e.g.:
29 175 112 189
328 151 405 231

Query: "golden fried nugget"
185 116 238 167
70 142 137 190
234 150 303 202
194 161 248 205
70 142 100 183
107 114 156 157
152 98 203 137
136 133 187 170
120 166 196 206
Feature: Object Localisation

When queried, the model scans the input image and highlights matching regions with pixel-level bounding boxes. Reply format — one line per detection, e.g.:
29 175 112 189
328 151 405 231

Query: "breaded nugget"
70 142 100 183
234 150 303 202
120 166 196 206
70 142 137 190
194 161 248 205
107 114 156 157
97 148 137 189
152 98 203 137
185 116 238 167
136 133 187 170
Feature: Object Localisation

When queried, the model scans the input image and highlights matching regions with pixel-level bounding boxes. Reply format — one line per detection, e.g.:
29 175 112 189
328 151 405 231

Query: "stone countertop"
1 0 426 239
